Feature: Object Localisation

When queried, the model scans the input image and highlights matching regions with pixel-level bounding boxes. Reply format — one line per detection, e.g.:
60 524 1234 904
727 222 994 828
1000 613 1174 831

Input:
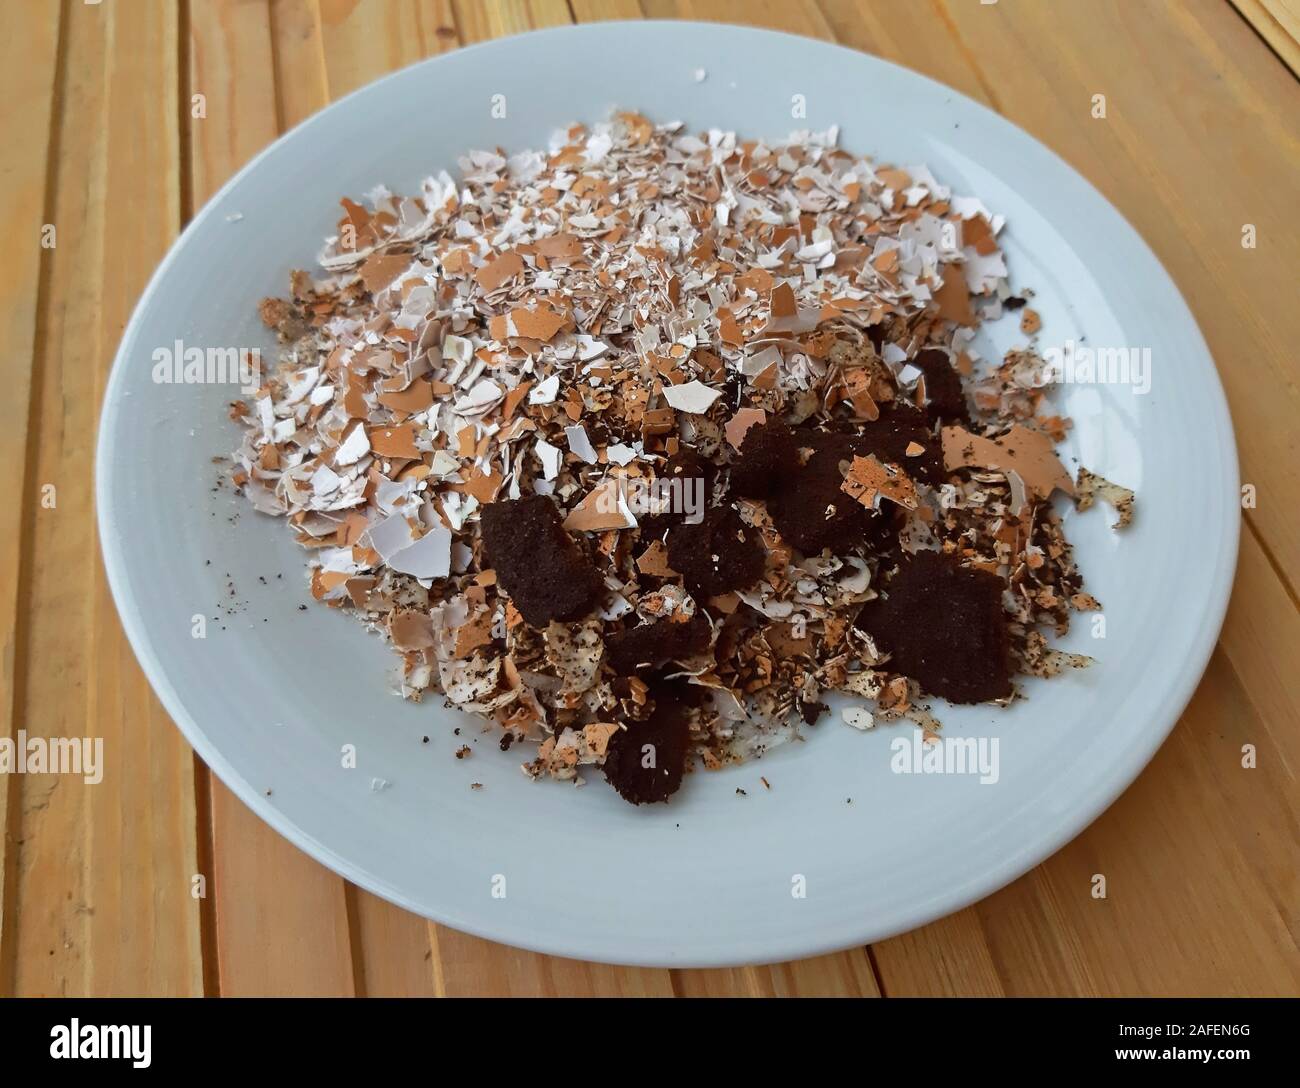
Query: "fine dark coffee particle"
637 444 717 539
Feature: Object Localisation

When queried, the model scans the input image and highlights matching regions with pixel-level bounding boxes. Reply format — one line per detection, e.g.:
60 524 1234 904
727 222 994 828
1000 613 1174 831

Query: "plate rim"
96 20 1240 967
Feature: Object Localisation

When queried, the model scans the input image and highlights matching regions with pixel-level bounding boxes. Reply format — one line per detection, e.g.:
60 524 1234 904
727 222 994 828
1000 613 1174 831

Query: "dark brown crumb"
661 445 718 496
602 685 691 804
798 698 829 725
851 405 946 486
637 445 717 538
480 494 603 627
912 348 971 426
605 612 712 675
857 550 1012 704
665 504 765 596
733 420 903 557
768 431 898 556
730 418 797 499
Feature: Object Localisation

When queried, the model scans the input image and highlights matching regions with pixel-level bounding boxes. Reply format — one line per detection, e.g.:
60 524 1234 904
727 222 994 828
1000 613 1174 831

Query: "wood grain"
1232 0 1300 75
0 0 63 996
1 0 1295 998
4 0 205 999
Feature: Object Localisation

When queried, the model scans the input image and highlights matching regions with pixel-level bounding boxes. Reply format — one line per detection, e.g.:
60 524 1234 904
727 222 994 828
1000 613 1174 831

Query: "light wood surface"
1 0 1296 997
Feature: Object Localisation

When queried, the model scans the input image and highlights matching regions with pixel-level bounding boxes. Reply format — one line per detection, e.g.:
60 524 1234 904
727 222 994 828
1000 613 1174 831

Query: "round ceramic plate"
98 22 1238 967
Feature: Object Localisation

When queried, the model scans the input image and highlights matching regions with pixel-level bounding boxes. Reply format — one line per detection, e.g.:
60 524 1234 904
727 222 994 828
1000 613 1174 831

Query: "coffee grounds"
912 348 971 426
605 612 712 676
799 698 829 725
732 421 904 557
857 550 1012 704
769 430 898 556
637 444 717 539
665 503 765 596
852 405 947 486
602 684 691 804
661 445 718 494
730 418 797 499
480 495 603 627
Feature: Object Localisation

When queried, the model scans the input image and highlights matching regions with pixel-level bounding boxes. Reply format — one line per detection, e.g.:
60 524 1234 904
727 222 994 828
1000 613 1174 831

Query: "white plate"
97 22 1238 967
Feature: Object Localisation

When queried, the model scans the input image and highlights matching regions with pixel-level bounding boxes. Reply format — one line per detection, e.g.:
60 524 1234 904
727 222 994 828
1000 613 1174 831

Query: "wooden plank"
673 950 880 997
556 0 877 997
0 0 62 997
429 926 674 996
869 912 1005 997
295 0 452 993
570 0 646 19
643 0 977 998
1231 0 1300 76
314 0 457 99
188 0 354 997
645 0 833 37
7 0 204 998
268 0 330 131
347 886 437 996
287 0 675 997
609 0 885 1000
451 0 573 43
1220 527 1300 733
814 0 992 102
305 0 454 996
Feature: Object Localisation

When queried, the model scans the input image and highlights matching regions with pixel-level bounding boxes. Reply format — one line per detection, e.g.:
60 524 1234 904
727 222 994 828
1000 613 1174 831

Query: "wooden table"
2 0 1296 998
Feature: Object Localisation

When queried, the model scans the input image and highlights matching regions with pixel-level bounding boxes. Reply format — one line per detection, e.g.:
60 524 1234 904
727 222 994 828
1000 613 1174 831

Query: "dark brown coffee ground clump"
605 612 712 675
660 445 718 495
602 684 691 804
768 429 898 557
852 404 947 486
911 348 971 426
637 444 717 539
857 550 1012 704
665 503 765 596
729 418 797 499
480 495 603 627
732 421 903 558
